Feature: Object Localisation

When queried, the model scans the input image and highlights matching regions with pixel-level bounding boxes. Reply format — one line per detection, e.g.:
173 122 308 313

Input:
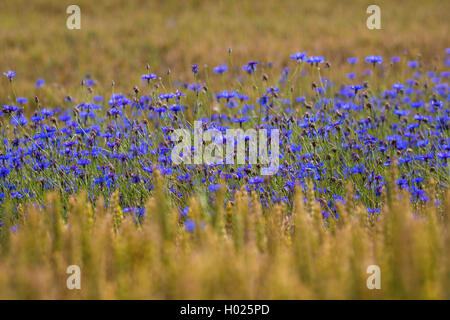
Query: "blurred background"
0 0 448 92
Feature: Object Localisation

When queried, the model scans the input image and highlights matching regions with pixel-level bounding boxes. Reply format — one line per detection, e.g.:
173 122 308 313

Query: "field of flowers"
0 49 449 299
0 0 449 300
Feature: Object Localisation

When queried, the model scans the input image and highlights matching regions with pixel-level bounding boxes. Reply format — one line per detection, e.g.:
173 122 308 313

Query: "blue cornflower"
155 106 167 114
142 73 157 81
242 61 258 74
0 168 10 178
84 78 95 86
365 55 383 65
367 207 381 214
3 105 19 113
290 52 307 62
78 158 91 166
322 211 332 219
390 56 400 63
191 64 199 75
185 219 196 232
237 93 249 102
35 78 45 88
225 100 238 109
216 90 236 100
208 184 221 192
159 93 174 101
437 151 449 160
281 67 289 78
31 113 45 123
407 60 419 68
188 82 204 92
347 57 358 64
59 113 71 122
266 86 279 93
41 108 54 117
16 97 28 104
248 176 264 185
392 83 405 91
93 95 104 102
123 207 136 214
350 84 363 92
174 90 185 100
411 101 424 109
180 206 189 217
232 116 250 124
3 70 16 80
169 104 184 113
213 64 228 74
306 56 325 66
414 114 428 122
257 94 269 106
11 115 28 126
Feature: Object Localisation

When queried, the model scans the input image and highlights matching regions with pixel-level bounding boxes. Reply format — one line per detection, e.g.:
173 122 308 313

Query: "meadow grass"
0 174 448 299
0 0 449 300
0 0 449 94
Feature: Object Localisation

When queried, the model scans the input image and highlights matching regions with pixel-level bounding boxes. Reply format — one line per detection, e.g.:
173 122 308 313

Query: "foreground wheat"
0 171 448 299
